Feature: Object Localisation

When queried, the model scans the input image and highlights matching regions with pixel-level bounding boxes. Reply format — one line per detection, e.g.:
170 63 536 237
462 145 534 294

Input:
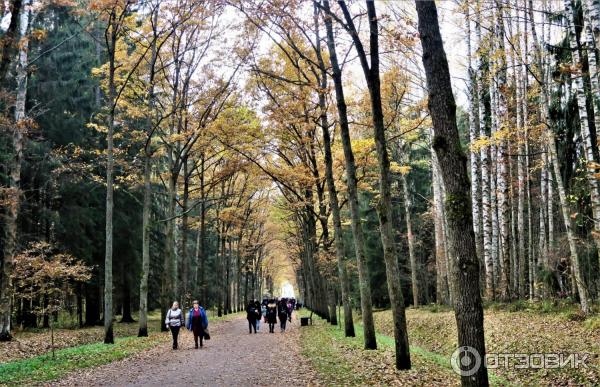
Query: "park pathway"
54 314 317 386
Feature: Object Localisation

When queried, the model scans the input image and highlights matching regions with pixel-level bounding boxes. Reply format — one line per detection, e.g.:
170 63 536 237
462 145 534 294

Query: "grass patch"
0 310 243 385
310 305 598 386
374 306 600 386
0 333 166 385
299 310 463 385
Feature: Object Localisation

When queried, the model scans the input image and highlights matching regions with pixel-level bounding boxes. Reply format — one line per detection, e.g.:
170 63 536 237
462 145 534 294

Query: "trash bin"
300 317 309 326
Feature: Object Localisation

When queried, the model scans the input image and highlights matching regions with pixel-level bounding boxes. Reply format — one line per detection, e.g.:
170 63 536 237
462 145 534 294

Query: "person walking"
278 299 288 332
266 299 277 333
186 300 208 349
165 301 184 349
261 302 267 330
254 300 262 332
246 300 259 334
286 299 293 322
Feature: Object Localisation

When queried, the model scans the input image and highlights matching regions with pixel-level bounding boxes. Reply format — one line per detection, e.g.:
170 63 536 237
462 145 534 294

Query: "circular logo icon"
451 346 482 377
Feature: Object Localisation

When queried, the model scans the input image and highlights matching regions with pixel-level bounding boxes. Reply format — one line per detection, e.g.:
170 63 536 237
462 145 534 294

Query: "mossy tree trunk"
415 1 489 385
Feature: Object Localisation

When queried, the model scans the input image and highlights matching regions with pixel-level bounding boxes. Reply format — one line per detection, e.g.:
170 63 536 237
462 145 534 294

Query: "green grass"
299 309 515 386
299 310 478 385
0 334 166 386
0 309 244 385
298 311 377 385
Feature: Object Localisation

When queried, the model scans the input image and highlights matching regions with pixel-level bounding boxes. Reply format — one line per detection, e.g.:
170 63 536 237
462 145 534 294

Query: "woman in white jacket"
165 301 184 349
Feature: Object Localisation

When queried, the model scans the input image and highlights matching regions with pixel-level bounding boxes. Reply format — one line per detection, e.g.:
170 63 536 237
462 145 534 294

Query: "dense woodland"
1 0 600 385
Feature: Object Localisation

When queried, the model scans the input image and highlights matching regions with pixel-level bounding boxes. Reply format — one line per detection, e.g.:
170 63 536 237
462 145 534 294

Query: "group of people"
164 297 296 351
246 298 296 334
164 300 209 350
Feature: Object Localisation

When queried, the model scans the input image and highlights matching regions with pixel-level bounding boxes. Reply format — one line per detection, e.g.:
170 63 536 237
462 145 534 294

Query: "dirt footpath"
52 314 317 386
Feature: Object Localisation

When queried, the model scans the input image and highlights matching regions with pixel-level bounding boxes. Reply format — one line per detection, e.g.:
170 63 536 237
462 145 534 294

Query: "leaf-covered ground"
298 311 460 386
372 305 600 386
299 304 599 386
0 312 164 364
0 311 244 385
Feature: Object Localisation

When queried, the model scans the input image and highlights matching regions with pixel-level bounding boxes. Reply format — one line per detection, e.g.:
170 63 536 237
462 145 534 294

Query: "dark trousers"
248 319 257 333
279 315 287 331
170 326 180 349
268 322 275 333
194 332 204 348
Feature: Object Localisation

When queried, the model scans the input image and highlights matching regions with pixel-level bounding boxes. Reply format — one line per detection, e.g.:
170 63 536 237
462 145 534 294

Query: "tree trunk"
466 2 483 267
161 173 178 330
516 0 527 298
138 5 158 336
415 2 489 385
315 3 354 337
120 270 134 323
0 0 29 341
338 0 410 368
103 9 120 345
476 8 494 300
322 0 376 350
524 0 590 313
494 0 511 300
401 173 419 307
566 0 600 275
432 152 450 304
138 154 151 337
181 158 190 304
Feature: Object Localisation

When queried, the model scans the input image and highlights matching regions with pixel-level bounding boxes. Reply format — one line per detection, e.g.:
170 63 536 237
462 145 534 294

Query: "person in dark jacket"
186 300 208 349
278 299 288 332
246 300 259 334
266 300 277 333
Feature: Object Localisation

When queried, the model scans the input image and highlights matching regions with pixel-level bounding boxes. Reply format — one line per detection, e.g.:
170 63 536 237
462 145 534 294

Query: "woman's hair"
193 300 199 305
172 301 179 308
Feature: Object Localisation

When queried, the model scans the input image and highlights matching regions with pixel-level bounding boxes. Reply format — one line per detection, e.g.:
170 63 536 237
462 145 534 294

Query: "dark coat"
266 305 277 323
246 303 259 321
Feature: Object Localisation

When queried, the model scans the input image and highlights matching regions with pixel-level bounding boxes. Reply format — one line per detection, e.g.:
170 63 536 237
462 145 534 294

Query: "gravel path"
53 314 317 386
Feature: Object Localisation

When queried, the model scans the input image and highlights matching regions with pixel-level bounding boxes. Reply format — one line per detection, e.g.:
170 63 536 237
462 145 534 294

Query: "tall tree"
0 0 29 341
336 0 411 369
320 0 377 350
415 1 489 385
313 2 354 337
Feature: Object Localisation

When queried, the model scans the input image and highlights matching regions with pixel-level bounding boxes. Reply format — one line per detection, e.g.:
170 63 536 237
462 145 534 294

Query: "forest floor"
2 303 599 386
299 303 600 386
0 311 166 363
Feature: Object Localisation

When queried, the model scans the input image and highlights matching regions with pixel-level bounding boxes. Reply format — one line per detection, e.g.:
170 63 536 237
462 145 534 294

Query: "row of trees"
2 0 600 385
236 0 600 385
0 0 278 345
234 0 478 378
462 0 593 312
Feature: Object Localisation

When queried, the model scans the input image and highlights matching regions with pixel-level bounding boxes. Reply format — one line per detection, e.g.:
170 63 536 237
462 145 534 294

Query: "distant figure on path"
254 300 262 331
261 302 267 329
266 299 277 333
278 299 288 332
165 301 184 350
286 299 293 322
246 300 259 334
186 300 208 349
